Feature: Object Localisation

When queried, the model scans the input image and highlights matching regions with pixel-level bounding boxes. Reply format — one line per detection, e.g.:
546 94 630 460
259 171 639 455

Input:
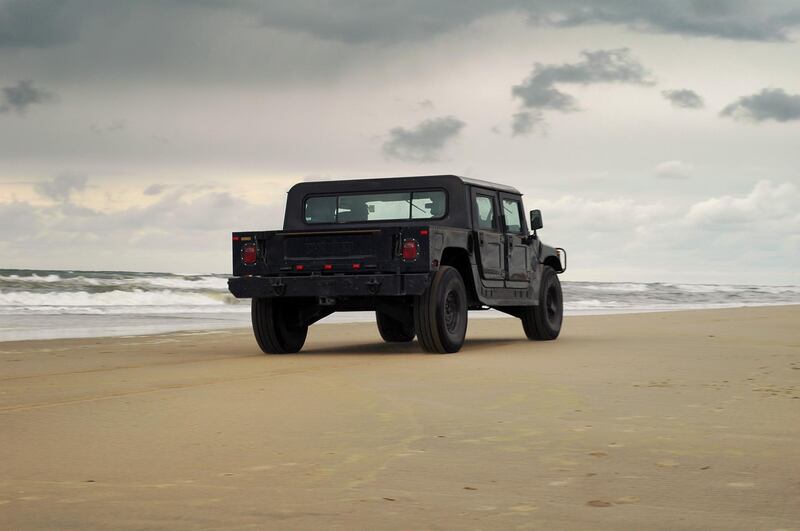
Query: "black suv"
229 175 566 354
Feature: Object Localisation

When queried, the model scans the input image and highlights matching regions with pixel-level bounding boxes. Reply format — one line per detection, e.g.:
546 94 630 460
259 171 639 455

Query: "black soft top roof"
287 175 521 196
282 175 521 230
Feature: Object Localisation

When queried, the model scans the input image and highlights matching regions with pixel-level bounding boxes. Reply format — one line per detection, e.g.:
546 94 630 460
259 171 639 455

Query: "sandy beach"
1 306 799 530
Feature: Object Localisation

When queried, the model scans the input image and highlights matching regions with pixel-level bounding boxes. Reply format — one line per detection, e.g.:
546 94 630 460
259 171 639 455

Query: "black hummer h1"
228 175 566 354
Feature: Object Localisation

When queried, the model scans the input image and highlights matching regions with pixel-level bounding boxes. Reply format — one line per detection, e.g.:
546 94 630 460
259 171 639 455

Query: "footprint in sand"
587 500 613 507
655 459 679 468
246 465 274 471
727 482 755 488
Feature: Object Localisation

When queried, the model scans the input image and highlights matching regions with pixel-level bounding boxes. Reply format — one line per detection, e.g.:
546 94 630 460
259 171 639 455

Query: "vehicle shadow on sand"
300 337 532 355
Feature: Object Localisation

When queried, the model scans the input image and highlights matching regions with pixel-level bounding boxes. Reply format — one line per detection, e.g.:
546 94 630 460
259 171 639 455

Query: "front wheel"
521 266 563 340
414 266 468 353
251 298 308 354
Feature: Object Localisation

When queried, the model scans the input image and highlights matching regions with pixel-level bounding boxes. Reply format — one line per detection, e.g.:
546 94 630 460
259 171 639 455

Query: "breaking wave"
0 270 245 315
2 270 799 316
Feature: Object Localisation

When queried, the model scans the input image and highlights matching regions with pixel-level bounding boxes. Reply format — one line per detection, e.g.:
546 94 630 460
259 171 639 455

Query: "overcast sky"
1 0 799 283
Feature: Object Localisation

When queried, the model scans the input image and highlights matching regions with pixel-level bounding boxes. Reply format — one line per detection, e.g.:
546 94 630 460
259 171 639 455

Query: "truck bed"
231 226 433 278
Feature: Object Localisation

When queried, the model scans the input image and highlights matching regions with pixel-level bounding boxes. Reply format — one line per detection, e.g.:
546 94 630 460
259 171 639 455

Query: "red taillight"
323 264 333 271
402 239 418 261
419 229 429 236
352 263 361 270
241 245 257 265
295 264 305 271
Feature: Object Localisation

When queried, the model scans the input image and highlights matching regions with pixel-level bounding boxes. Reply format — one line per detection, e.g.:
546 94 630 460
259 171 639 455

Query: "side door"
470 188 504 281
499 193 530 286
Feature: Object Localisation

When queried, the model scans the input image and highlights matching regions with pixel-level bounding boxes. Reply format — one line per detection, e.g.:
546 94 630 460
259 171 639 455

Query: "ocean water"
1 269 798 341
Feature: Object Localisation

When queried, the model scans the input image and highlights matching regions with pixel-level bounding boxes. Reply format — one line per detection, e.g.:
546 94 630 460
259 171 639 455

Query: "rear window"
304 190 446 224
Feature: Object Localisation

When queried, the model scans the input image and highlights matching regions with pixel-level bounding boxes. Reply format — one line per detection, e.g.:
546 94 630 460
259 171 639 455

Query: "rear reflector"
419 229 429 236
241 245 257 265
402 239 418 261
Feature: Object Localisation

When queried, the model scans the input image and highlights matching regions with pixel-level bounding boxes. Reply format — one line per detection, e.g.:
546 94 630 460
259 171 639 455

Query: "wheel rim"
444 289 461 333
546 284 560 323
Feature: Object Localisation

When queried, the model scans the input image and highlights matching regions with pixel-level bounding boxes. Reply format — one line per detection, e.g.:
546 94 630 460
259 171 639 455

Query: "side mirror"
529 209 543 231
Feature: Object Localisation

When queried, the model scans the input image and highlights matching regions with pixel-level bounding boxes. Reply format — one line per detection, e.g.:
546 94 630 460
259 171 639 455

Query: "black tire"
414 266 468 353
251 298 308 354
522 266 563 340
376 309 416 342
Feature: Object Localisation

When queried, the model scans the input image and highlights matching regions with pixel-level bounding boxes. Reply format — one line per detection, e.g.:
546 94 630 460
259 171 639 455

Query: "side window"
411 190 447 219
305 196 337 223
502 199 523 234
475 195 496 230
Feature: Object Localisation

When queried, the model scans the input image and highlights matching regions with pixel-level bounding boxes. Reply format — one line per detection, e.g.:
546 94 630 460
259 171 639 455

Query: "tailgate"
282 230 379 260
232 227 431 276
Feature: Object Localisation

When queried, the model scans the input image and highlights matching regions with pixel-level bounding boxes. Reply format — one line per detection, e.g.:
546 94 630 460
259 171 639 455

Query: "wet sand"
1 306 799 530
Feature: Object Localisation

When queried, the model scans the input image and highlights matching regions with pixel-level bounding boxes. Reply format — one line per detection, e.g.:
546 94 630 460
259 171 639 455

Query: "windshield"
304 190 446 224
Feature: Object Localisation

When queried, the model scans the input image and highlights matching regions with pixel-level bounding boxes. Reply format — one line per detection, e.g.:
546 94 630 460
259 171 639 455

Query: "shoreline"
2 302 800 343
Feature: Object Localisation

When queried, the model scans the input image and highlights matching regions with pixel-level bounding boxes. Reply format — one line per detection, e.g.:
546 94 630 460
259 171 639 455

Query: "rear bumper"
228 273 431 299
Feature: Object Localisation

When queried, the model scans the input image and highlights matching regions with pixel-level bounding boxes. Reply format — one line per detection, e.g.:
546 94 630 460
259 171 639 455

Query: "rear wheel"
251 298 308 354
414 266 468 353
521 266 563 340
376 309 416 342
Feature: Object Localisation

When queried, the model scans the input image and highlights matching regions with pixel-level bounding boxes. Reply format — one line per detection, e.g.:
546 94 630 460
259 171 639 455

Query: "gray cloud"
383 116 465 162
143 184 166 196
511 111 544 136
90 119 127 135
0 2 794 99
662 88 704 109
257 1 496 45
0 0 78 48
511 48 652 132
258 1 800 43
2 1 797 56
34 174 88 202
720 88 800 122
0 80 54 114
540 1 800 42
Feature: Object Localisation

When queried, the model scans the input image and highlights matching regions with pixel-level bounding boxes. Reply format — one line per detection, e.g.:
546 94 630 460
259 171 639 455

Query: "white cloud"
2 178 797 282
531 180 799 283
536 193 668 233
654 160 694 180
0 183 284 273
686 180 800 229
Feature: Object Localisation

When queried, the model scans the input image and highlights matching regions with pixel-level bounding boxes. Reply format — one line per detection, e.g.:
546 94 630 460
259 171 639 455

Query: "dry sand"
1 306 799 530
